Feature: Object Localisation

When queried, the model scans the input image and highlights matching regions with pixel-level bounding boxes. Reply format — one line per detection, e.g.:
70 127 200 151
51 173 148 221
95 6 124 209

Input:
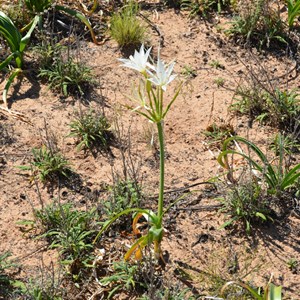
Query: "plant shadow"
6 73 41 108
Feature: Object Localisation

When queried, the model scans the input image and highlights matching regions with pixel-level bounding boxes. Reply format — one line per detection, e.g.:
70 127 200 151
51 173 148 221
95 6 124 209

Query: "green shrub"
20 145 71 182
104 180 142 217
232 87 300 129
180 0 236 18
38 57 94 97
219 182 271 233
99 261 145 299
226 0 286 48
68 109 112 151
218 136 300 196
110 2 147 47
34 202 99 273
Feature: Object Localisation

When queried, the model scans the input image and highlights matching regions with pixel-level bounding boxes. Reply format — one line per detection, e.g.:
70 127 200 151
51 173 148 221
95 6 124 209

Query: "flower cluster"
119 44 176 91
119 44 180 124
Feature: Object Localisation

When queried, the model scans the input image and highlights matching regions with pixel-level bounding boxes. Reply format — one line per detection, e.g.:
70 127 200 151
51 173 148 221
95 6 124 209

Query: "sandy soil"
1 6 300 299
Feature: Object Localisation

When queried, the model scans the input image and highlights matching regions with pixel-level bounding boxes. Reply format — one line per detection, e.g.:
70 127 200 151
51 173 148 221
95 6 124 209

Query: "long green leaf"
218 136 278 189
220 281 262 299
0 52 16 70
2 68 22 108
266 283 282 300
0 12 21 52
55 5 98 44
287 0 300 27
19 15 39 52
93 208 151 244
280 163 300 189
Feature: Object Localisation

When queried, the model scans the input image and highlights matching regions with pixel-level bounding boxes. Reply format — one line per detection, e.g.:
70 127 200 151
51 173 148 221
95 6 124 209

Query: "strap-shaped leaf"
265 283 282 300
20 15 39 52
2 68 22 108
93 207 151 244
218 136 278 189
55 5 99 44
287 0 300 27
280 163 300 190
0 52 16 71
0 12 21 52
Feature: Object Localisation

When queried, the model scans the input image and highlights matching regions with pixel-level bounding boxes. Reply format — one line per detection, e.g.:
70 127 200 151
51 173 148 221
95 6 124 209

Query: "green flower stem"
157 120 164 229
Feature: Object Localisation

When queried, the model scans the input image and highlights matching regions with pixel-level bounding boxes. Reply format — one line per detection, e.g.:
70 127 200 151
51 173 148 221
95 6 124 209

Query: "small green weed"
142 285 197 299
104 180 142 218
214 77 225 87
14 277 63 300
20 145 71 183
209 59 225 69
99 261 145 299
33 42 64 70
232 87 300 129
219 182 271 233
181 65 197 78
34 202 99 276
0 252 13 285
203 123 235 149
180 0 235 18
38 57 94 97
226 0 286 48
0 252 18 298
110 2 147 48
68 109 112 151
287 258 298 273
270 133 300 156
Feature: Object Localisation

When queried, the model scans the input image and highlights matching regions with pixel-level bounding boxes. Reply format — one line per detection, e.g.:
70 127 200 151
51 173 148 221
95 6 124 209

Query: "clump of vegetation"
99 261 146 299
232 86 300 129
38 57 94 97
104 180 142 218
217 135 300 229
203 122 235 148
3 1 31 28
209 59 225 69
181 0 236 18
181 65 197 78
0 252 13 287
0 11 39 107
214 77 225 87
270 133 300 156
68 109 112 151
33 202 99 277
218 136 300 195
34 42 64 70
287 258 298 274
21 145 71 183
23 0 98 44
226 0 286 48
219 181 271 233
110 2 147 48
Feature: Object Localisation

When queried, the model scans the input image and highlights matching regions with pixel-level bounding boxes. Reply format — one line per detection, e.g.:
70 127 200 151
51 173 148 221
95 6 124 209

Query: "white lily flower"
118 44 153 75
147 57 177 91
